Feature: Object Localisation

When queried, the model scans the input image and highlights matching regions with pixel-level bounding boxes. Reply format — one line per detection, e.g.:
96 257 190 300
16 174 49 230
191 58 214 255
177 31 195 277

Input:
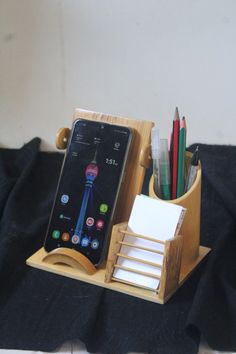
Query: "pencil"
171 107 180 199
177 117 187 198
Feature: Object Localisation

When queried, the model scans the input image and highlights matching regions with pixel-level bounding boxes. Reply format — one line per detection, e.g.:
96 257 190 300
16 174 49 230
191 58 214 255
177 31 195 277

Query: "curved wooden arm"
43 248 96 275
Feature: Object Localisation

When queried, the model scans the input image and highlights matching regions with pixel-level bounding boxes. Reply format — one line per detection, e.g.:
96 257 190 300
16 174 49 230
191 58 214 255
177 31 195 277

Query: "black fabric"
186 144 236 351
0 140 235 354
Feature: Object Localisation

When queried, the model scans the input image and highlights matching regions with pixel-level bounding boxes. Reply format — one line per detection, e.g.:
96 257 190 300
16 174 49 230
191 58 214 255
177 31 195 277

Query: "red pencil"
171 107 180 199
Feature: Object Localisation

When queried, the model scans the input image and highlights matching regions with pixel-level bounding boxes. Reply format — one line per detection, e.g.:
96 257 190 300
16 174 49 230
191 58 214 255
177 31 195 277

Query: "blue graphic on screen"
74 150 99 242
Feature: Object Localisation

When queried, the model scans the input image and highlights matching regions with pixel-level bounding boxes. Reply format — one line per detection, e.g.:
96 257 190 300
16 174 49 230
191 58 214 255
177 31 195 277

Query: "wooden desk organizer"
26 109 210 304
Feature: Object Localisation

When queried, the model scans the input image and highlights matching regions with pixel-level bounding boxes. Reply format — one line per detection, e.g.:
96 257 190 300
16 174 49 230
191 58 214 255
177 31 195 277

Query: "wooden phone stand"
27 109 210 304
27 109 154 278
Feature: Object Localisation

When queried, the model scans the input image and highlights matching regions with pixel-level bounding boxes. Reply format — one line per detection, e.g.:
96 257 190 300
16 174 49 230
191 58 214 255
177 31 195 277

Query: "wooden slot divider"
118 241 164 255
113 264 161 280
111 277 159 293
119 229 166 245
116 252 162 269
105 222 128 283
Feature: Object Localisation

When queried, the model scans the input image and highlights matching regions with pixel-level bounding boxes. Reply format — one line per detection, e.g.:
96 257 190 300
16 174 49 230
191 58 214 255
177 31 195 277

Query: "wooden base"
26 245 210 304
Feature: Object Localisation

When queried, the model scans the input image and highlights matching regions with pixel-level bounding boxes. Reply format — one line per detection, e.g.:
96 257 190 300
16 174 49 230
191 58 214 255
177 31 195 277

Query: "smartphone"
44 119 133 266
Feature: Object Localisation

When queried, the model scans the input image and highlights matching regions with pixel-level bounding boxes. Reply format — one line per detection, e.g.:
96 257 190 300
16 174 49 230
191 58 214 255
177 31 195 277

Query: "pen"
185 146 199 192
171 107 180 199
160 139 171 200
151 127 161 197
177 117 187 198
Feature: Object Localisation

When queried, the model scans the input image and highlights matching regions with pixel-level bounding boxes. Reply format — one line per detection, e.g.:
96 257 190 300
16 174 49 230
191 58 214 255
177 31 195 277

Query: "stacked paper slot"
113 195 186 290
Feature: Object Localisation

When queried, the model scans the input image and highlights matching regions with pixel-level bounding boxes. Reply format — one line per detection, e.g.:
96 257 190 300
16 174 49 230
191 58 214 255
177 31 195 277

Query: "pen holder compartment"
149 152 202 270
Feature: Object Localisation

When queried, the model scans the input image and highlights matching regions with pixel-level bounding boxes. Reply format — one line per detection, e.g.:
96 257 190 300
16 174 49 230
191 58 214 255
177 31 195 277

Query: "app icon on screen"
86 217 94 227
81 236 89 247
62 232 70 242
99 204 108 213
52 230 60 239
71 235 80 244
61 194 69 204
96 220 104 229
91 239 99 250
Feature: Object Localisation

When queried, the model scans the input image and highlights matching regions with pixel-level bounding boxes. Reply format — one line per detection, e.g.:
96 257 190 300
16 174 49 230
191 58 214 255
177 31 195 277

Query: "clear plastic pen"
160 139 171 200
151 127 161 197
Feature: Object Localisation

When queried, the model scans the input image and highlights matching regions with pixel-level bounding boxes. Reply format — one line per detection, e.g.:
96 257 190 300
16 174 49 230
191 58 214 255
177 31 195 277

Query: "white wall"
1 0 236 151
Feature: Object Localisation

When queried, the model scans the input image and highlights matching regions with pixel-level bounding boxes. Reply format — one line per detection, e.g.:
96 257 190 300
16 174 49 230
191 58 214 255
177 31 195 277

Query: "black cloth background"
0 139 235 354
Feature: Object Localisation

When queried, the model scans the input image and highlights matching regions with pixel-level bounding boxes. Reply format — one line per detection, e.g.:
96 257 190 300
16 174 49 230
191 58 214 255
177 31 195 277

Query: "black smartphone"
44 119 133 266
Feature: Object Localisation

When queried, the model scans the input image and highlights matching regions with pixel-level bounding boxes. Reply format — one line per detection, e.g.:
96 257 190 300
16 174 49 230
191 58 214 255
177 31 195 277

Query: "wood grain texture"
104 222 127 282
55 127 71 149
26 245 210 304
149 152 202 270
43 247 96 275
158 235 183 301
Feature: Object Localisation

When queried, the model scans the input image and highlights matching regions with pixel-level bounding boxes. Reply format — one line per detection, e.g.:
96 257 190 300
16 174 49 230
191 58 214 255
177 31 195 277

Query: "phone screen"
44 119 132 265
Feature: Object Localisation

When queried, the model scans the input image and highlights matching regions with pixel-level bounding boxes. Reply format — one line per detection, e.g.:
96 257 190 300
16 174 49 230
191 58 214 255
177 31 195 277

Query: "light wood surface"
113 264 162 279
116 253 162 268
105 221 127 282
26 245 210 304
43 247 96 275
118 241 164 255
118 229 166 244
158 235 183 300
55 127 71 150
149 152 202 271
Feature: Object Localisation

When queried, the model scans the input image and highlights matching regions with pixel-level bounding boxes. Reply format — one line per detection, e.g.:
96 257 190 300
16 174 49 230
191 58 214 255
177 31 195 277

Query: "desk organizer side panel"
149 152 202 270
